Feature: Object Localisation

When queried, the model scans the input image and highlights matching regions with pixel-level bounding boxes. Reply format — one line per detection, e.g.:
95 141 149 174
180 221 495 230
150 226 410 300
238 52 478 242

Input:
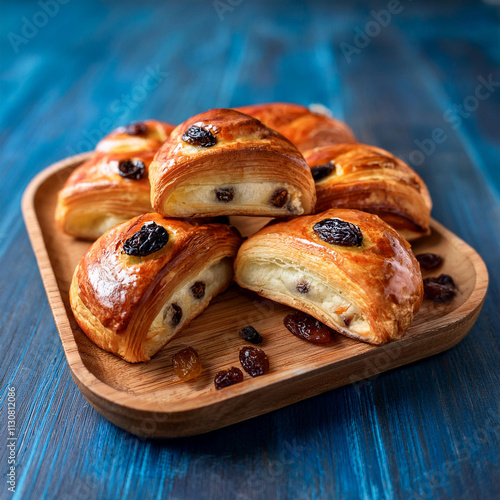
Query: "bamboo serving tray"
22 154 489 438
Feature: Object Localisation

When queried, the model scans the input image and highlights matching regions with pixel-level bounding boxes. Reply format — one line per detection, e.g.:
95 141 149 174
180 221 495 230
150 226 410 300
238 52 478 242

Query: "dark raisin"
118 159 145 180
311 162 335 182
270 188 288 208
182 125 217 147
238 326 263 345
341 314 351 327
296 280 309 294
313 218 363 247
123 221 169 256
190 281 205 299
168 304 183 327
172 347 202 381
416 253 443 271
124 122 147 135
215 187 235 202
239 346 269 377
423 274 456 303
283 311 332 343
214 367 244 390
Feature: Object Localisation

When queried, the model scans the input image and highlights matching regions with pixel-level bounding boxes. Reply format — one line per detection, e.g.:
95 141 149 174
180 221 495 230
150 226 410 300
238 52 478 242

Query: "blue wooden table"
1 1 499 498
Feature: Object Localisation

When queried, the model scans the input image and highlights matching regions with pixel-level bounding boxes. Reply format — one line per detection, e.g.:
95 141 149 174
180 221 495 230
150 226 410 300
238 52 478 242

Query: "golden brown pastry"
70 213 242 362
149 108 316 218
234 209 423 345
303 143 432 241
236 103 356 152
56 120 175 240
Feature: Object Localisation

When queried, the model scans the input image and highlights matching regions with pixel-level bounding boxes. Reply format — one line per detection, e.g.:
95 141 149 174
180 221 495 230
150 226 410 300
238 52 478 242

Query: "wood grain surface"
1 0 499 498
22 156 488 437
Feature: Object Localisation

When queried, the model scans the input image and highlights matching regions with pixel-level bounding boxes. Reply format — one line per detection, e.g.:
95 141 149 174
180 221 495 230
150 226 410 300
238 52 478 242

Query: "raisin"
167 304 183 327
214 367 243 390
311 162 335 182
283 311 332 343
296 280 309 294
182 125 217 147
238 326 263 345
215 187 235 202
239 346 269 377
123 221 169 256
172 347 202 381
118 159 145 180
190 281 205 299
313 218 363 247
423 274 456 303
416 253 443 271
270 188 288 208
341 314 351 327
124 122 147 135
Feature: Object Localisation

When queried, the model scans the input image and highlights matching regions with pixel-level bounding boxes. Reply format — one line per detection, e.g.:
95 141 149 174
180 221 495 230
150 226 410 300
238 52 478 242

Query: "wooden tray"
22 154 489 438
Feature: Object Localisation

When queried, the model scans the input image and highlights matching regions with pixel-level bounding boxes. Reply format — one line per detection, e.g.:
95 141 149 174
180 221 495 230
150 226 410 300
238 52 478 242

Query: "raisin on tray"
118 159 145 180
238 326 263 345
190 281 206 299
270 188 288 208
214 367 243 390
172 347 202 381
182 125 217 147
215 187 235 202
311 162 336 182
313 218 363 247
283 311 332 343
239 346 269 377
416 253 443 271
423 274 456 303
123 221 169 256
124 122 147 135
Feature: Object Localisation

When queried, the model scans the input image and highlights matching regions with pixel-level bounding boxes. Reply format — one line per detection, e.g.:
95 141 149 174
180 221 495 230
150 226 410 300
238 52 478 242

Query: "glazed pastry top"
75 213 241 332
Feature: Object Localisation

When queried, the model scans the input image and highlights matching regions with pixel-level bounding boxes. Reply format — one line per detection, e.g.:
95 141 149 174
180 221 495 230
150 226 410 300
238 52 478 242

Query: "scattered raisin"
416 253 443 271
283 311 332 343
118 159 145 180
239 346 269 377
124 122 147 135
296 280 309 294
313 218 363 247
215 187 235 202
182 125 217 147
311 162 335 182
172 347 202 381
270 188 288 208
214 367 243 390
123 221 169 256
238 326 263 345
423 274 456 303
190 281 206 299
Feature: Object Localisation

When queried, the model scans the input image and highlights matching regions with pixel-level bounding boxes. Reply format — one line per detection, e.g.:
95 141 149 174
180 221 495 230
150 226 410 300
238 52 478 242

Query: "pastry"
56 120 175 240
303 143 432 241
234 208 423 345
149 108 316 218
70 213 242 362
236 102 356 152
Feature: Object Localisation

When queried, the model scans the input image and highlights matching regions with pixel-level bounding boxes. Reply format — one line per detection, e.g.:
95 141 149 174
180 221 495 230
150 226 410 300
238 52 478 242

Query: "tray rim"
21 155 490 430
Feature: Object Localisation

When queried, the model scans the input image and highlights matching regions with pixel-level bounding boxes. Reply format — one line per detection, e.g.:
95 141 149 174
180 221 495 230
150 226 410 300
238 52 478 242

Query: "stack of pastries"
58 104 430 362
